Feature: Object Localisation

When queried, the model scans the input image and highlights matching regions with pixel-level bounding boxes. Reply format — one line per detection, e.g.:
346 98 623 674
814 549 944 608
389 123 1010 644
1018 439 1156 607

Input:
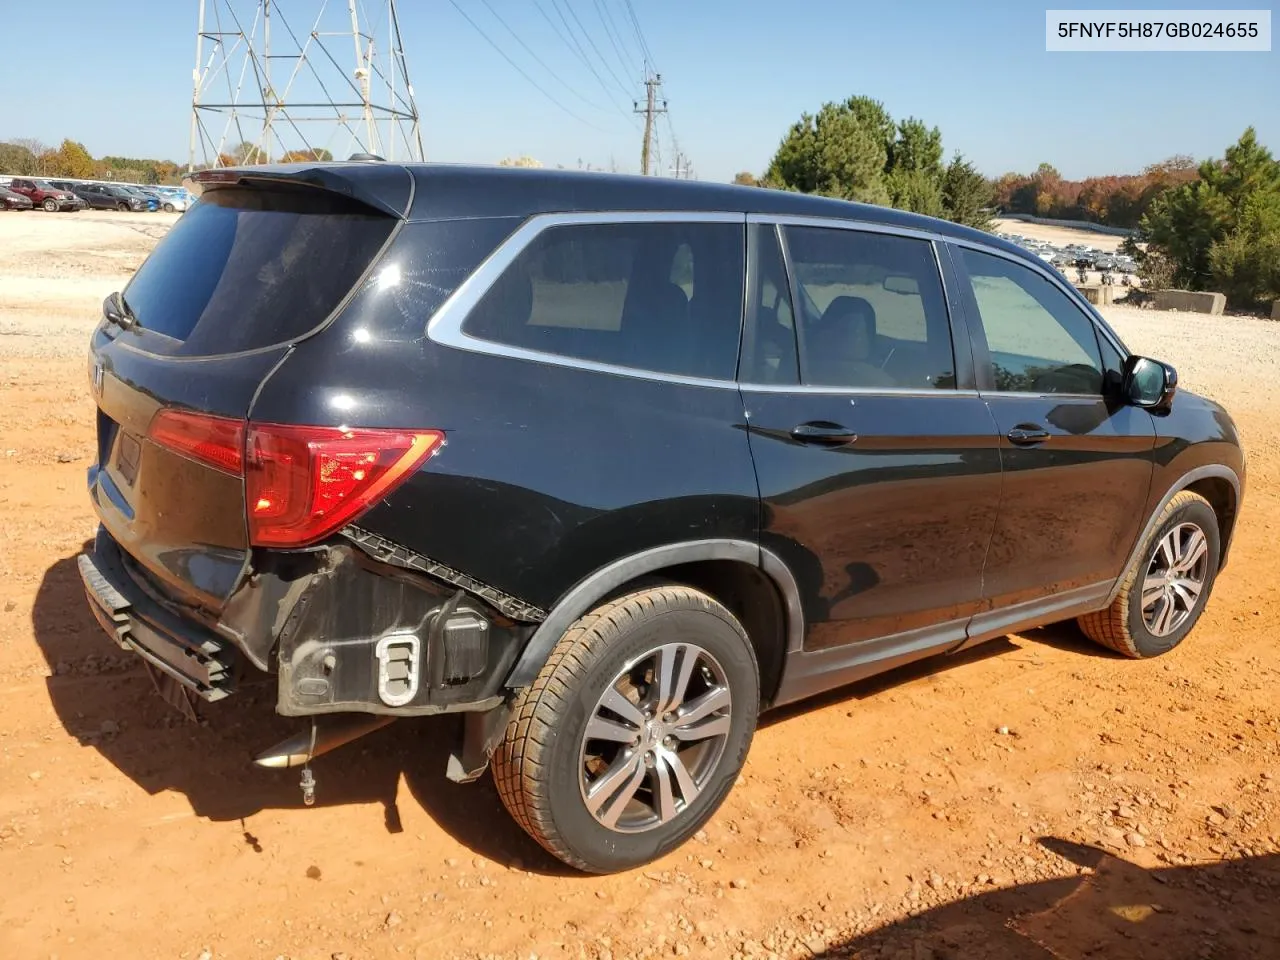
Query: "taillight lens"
148 410 442 548
148 409 245 475
246 423 443 547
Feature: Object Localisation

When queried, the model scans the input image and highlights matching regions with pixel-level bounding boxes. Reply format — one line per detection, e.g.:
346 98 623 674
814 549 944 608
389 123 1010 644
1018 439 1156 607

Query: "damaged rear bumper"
79 530 237 703
79 525 538 719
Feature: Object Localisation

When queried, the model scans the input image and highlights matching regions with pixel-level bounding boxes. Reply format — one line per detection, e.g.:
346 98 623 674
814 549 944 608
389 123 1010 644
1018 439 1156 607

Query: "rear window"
122 186 396 356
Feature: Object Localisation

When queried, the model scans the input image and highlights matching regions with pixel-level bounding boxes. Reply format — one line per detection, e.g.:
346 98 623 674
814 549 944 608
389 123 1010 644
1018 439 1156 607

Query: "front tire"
492 584 759 873
42 198 57 212
1078 490 1220 658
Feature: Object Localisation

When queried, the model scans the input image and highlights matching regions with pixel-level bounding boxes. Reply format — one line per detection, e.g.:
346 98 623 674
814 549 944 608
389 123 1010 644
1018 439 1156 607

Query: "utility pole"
633 71 667 176
669 150 693 180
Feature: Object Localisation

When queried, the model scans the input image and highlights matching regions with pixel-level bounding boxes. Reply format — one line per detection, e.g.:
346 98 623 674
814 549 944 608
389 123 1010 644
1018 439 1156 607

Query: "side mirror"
1122 355 1177 411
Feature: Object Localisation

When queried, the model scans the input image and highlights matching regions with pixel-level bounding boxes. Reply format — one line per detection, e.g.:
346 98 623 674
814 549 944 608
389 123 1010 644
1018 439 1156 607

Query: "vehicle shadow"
31 547 1122 879
1019 619 1124 658
31 549 563 874
814 838 1280 959
760 637 1021 729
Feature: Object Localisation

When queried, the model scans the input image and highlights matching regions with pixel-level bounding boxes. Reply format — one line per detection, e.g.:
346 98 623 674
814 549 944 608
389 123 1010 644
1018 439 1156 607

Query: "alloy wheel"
1142 521 1209 637
578 642 733 833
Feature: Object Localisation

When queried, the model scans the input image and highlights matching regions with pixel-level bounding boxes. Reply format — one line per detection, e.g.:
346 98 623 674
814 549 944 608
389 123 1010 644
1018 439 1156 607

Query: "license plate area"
115 431 141 487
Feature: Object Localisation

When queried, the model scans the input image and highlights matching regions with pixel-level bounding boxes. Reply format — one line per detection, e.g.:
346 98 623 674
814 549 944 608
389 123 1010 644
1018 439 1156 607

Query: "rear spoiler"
184 162 414 218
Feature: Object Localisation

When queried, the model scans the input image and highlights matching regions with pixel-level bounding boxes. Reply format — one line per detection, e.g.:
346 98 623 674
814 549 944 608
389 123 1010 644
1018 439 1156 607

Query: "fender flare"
1107 463 1242 605
504 539 805 689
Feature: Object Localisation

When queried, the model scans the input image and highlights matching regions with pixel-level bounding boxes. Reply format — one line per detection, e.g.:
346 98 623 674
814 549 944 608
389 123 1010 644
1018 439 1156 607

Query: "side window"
958 248 1104 395
783 226 956 390
739 224 799 385
462 220 745 380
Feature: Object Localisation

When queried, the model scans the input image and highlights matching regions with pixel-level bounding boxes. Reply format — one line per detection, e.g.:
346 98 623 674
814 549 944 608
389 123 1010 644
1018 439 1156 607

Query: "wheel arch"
1107 463 1242 606
504 539 804 706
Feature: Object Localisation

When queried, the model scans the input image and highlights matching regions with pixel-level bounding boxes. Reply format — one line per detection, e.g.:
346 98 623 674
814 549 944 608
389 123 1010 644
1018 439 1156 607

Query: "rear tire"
1077 491 1219 658
492 584 759 873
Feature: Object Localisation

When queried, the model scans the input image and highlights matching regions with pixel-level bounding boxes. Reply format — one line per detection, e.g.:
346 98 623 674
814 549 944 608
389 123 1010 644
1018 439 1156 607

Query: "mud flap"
446 702 511 783
143 661 200 722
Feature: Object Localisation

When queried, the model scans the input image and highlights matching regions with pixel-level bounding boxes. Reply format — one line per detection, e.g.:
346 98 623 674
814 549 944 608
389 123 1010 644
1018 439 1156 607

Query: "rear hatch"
87 171 403 614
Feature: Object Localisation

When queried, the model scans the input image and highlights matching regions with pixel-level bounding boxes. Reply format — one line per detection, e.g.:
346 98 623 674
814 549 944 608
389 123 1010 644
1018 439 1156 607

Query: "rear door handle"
790 422 858 446
1006 424 1050 445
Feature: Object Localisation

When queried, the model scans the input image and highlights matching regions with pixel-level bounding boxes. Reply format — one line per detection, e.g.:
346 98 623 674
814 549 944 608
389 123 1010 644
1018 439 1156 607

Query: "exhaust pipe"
253 714 397 769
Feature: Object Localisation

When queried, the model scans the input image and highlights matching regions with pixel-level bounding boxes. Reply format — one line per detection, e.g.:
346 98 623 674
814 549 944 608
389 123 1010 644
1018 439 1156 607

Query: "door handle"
790 422 858 446
1006 424 1051 445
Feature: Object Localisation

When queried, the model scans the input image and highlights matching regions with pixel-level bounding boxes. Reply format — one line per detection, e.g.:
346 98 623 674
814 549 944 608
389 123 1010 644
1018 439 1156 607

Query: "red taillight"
148 409 245 475
245 423 443 547
148 410 442 548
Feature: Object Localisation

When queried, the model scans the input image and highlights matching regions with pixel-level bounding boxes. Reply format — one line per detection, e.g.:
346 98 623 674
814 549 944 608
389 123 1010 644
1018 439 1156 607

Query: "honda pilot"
79 162 1245 873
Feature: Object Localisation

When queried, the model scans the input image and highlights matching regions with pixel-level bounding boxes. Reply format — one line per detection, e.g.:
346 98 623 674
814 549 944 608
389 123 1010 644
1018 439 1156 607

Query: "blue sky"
1 1 1276 182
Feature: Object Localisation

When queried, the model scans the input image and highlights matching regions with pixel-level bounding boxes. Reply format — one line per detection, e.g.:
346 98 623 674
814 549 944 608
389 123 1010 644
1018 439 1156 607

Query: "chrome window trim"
746 212 946 244
424 210 746 389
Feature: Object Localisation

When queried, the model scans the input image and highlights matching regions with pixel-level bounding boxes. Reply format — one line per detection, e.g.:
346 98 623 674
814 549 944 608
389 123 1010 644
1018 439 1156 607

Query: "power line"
532 0 636 124
622 0 657 70
594 0 640 80
564 0 633 99
447 0 610 132
474 0 608 112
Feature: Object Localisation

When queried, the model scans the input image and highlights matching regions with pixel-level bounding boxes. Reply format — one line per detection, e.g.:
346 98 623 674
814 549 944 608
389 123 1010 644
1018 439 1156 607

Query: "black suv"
79 163 1245 873
71 182 146 212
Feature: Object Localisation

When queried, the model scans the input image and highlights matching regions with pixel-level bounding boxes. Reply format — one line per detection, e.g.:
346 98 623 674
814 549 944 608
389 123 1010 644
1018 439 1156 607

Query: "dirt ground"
2 209 1280 960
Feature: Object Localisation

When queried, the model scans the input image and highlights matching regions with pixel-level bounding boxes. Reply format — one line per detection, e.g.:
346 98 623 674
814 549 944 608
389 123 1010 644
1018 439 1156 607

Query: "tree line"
737 95 1278 308
0 138 334 185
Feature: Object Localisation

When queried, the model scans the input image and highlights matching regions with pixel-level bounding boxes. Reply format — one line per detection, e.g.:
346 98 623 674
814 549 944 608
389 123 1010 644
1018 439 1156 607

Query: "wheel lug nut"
645 753 656 768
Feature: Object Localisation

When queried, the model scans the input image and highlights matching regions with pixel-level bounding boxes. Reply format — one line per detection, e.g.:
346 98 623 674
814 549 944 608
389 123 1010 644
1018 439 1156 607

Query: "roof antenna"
348 152 385 162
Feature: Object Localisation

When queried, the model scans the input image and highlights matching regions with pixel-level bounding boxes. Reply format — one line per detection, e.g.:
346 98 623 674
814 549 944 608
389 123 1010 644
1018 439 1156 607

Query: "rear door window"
460 220 745 380
782 226 957 390
121 186 396 356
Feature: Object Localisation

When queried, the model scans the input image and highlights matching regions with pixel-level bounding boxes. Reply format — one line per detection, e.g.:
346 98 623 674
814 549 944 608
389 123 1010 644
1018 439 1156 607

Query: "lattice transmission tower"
188 0 425 171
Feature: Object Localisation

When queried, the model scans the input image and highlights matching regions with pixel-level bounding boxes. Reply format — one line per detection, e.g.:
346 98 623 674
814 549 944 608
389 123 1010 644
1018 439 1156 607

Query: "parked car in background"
45 181 89 211
0 186 34 211
6 177 83 212
153 186 192 212
116 186 159 211
78 163 1245 874
74 183 149 212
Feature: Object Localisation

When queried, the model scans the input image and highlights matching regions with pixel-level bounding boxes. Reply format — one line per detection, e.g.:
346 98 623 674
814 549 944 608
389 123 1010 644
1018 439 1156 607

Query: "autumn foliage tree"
992 156 1199 228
